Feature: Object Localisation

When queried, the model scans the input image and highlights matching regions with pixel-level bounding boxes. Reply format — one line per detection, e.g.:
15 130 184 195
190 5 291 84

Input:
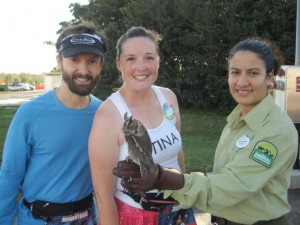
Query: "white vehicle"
8 83 32 91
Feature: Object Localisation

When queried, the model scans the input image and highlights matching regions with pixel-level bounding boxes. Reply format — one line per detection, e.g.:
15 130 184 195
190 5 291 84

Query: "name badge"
235 135 250 148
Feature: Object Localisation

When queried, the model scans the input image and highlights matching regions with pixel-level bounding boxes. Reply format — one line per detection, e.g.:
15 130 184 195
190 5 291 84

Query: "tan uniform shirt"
165 94 298 224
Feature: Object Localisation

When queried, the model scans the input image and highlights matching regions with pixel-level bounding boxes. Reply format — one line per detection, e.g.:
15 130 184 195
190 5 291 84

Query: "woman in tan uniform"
113 37 298 225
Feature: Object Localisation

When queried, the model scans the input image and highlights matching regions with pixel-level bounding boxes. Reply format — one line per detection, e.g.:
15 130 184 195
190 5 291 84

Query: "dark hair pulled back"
228 37 283 75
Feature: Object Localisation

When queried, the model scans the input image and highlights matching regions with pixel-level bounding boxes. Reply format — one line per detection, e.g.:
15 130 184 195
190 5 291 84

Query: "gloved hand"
113 160 184 193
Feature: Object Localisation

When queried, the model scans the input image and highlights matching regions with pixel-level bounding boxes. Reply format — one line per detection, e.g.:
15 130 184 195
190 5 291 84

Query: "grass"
0 107 227 173
180 109 226 173
0 107 17 163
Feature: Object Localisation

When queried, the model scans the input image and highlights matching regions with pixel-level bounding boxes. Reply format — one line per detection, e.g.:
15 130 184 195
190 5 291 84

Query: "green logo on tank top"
162 103 175 120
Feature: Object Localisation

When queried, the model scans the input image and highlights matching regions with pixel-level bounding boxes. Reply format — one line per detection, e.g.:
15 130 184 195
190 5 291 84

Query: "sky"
0 0 89 74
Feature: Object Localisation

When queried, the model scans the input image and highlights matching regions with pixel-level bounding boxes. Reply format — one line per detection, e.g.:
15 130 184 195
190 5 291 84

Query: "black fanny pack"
23 193 93 221
123 191 177 211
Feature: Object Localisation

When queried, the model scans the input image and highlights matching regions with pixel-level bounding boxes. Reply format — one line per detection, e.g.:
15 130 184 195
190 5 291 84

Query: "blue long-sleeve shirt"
0 90 102 224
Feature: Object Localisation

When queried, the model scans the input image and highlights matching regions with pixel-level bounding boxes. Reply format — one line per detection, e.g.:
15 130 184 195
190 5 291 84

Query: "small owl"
122 112 158 178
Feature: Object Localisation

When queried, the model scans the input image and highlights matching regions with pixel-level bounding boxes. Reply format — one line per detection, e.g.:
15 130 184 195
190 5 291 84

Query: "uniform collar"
227 94 275 131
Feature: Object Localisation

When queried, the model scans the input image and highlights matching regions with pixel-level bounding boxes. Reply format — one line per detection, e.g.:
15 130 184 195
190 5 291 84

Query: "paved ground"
0 90 44 107
194 188 300 225
287 189 300 225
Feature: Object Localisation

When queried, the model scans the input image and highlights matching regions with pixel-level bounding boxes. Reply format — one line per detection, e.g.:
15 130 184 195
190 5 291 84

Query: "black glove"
113 160 184 193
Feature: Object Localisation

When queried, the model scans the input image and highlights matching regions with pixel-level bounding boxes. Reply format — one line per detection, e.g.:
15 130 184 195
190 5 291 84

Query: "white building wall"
44 72 62 91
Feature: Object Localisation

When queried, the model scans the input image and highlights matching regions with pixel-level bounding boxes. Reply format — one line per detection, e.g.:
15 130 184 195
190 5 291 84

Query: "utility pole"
296 0 300 65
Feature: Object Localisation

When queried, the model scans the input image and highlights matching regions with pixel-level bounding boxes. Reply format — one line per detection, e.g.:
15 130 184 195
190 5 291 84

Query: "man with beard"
0 23 107 225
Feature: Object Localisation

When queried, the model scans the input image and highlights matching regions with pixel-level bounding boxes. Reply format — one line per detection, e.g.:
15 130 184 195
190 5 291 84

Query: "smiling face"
228 50 273 116
57 53 103 96
116 37 160 91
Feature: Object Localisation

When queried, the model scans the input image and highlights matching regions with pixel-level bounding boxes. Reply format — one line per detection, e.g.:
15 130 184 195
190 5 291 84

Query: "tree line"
60 0 296 112
0 73 44 86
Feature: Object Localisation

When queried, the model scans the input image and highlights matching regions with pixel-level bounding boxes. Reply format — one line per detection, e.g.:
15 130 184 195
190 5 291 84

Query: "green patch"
249 141 277 168
162 103 175 120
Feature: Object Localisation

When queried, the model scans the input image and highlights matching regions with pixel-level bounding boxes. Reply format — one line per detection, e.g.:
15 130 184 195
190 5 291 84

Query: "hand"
113 160 159 193
113 160 185 192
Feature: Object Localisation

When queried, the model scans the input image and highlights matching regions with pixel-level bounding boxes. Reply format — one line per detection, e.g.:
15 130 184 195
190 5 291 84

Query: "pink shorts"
98 198 158 225
116 198 158 225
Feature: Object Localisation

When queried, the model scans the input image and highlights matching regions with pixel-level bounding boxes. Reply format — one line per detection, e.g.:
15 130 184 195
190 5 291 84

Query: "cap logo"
57 33 105 58
70 36 96 45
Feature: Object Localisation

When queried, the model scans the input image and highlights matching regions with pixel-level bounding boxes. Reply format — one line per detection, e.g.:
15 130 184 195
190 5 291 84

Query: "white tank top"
109 85 182 208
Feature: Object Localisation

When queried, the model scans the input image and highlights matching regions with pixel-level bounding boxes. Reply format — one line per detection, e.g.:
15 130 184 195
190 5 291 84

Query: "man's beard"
62 70 100 96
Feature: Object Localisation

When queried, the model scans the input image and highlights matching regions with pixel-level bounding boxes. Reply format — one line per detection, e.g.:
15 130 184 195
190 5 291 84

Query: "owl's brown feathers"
122 112 158 178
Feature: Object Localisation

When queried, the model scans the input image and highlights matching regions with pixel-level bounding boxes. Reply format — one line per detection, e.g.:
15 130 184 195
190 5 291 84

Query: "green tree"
66 0 296 112
19 73 28 83
4 75 12 84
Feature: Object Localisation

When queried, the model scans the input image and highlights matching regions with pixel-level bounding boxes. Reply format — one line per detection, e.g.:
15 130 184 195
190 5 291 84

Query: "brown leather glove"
113 160 184 193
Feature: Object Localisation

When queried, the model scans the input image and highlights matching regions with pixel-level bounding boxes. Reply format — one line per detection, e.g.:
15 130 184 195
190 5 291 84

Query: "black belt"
23 193 93 220
123 191 177 211
211 215 289 225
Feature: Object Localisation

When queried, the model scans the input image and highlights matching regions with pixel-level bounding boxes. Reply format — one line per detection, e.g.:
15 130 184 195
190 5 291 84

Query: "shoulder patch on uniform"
249 141 277 168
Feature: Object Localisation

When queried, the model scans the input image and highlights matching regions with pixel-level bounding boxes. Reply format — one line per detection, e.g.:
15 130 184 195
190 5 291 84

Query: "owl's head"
122 112 138 136
122 112 147 137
